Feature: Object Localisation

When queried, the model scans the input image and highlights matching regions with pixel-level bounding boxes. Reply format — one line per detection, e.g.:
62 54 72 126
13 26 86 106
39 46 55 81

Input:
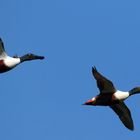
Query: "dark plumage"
84 66 140 131
0 38 45 73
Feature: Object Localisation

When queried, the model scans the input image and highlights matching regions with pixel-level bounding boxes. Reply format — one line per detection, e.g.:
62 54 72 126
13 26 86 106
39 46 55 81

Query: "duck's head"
20 53 45 62
83 97 96 106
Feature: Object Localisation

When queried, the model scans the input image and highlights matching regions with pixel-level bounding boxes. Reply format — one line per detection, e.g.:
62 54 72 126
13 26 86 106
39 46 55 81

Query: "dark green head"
20 53 44 63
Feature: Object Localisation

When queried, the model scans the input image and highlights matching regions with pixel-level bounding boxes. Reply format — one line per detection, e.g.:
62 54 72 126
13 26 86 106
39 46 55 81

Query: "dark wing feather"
110 101 134 131
0 38 7 58
92 67 116 94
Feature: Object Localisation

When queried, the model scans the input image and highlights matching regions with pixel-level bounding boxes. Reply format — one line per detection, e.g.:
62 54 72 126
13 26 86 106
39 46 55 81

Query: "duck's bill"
34 55 45 59
83 99 93 105
30 54 45 60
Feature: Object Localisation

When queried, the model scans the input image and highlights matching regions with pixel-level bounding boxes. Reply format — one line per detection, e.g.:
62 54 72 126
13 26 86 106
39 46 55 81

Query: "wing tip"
128 124 134 131
92 66 97 73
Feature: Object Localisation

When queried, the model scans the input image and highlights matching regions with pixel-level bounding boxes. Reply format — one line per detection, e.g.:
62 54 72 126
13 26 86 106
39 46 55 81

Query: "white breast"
4 56 20 68
113 90 129 100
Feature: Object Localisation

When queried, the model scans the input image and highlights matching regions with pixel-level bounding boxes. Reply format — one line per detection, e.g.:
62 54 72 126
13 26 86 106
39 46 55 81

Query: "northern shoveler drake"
0 38 44 73
83 66 140 131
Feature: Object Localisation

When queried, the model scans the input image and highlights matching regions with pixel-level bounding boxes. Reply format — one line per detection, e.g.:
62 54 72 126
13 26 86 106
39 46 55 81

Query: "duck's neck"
129 87 140 96
20 54 31 63
20 54 44 63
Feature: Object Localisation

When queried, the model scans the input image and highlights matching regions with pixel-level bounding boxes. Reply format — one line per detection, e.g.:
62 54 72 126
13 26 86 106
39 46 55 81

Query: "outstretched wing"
0 38 7 58
110 101 134 131
92 67 116 94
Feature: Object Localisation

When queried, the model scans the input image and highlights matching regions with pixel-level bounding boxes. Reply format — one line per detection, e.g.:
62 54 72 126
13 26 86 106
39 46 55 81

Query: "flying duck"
83 66 140 131
0 38 44 73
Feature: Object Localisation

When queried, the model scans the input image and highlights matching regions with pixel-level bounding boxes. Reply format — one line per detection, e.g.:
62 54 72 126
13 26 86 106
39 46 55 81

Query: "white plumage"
113 90 129 100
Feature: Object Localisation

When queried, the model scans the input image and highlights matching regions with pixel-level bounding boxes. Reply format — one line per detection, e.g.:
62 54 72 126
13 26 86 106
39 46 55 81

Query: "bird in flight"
83 66 140 131
0 38 44 73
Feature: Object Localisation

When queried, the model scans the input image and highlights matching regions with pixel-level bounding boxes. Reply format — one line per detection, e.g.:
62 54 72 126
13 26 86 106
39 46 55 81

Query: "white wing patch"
113 90 129 100
0 39 7 58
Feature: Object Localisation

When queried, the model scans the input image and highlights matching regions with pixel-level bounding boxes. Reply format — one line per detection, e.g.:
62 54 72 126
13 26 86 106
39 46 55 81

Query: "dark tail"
129 87 140 96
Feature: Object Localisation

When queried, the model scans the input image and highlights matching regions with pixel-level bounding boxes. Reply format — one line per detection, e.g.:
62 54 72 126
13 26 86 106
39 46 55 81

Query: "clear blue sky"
0 0 140 139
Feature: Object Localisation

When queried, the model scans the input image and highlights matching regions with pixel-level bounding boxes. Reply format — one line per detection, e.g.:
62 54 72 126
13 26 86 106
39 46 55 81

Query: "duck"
83 66 140 131
0 38 44 73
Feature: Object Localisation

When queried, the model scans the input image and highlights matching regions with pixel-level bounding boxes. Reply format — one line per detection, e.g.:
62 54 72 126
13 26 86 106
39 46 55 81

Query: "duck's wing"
0 38 7 58
110 101 134 131
92 67 116 94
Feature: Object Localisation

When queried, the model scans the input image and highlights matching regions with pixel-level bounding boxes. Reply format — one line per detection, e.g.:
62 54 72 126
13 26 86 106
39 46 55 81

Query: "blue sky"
0 0 140 139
